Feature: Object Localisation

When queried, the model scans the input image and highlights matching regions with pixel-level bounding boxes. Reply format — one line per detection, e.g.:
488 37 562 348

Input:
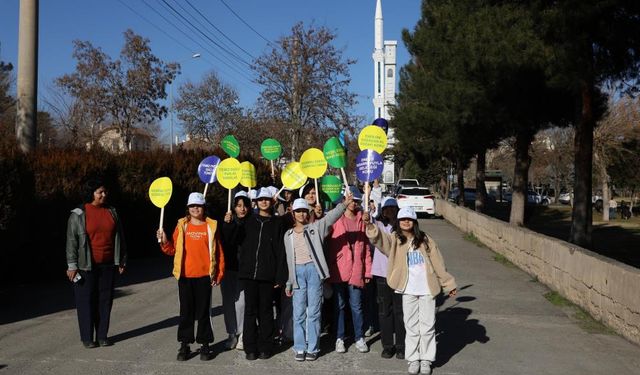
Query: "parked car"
397 178 420 187
396 186 436 216
558 192 571 205
448 188 496 204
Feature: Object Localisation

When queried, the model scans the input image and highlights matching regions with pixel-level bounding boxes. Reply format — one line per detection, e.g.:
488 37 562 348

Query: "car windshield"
399 180 419 187
400 188 431 195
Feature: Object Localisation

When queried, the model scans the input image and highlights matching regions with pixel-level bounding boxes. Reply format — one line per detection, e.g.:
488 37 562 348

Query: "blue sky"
0 0 422 140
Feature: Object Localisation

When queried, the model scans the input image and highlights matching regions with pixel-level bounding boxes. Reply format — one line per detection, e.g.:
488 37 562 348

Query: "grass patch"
544 291 571 306
463 232 485 248
544 291 613 334
493 253 516 268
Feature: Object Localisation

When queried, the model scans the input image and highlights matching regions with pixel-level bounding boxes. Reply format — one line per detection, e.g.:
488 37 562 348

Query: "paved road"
1 218 639 374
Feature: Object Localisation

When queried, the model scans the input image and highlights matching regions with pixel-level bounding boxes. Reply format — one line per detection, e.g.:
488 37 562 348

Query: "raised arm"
363 212 395 256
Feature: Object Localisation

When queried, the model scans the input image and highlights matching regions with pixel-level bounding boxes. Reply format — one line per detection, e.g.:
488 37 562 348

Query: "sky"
0 0 422 141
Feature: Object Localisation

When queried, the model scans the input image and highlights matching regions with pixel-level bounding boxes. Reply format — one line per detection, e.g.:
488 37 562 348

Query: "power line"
183 0 256 60
218 0 274 47
140 0 255 84
159 0 252 67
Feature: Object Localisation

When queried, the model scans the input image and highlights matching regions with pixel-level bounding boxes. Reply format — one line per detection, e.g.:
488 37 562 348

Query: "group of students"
67 178 456 375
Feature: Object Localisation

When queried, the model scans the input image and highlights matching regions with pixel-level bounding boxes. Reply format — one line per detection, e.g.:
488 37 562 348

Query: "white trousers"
403 293 436 362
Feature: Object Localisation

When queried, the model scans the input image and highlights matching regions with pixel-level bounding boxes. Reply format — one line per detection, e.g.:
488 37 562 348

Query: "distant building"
96 126 153 153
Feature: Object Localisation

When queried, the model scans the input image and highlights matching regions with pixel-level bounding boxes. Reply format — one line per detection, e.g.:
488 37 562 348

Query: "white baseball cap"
248 189 258 200
381 197 398 208
256 187 273 200
187 192 206 206
267 186 279 197
234 191 249 199
397 207 417 220
292 198 310 211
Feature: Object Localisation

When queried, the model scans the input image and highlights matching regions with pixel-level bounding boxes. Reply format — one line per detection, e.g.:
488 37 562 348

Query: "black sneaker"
305 352 318 361
396 350 405 360
258 351 271 360
381 347 395 359
294 351 305 361
98 339 113 347
177 343 190 361
245 352 258 361
200 343 213 361
82 341 97 349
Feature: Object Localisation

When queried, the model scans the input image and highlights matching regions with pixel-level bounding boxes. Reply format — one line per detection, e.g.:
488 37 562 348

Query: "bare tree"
252 22 358 159
56 29 178 151
174 71 242 145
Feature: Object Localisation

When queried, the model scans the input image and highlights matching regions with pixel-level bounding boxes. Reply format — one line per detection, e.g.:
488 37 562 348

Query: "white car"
396 187 436 216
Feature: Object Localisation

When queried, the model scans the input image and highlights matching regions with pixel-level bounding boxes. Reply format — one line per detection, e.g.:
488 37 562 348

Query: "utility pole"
15 0 38 153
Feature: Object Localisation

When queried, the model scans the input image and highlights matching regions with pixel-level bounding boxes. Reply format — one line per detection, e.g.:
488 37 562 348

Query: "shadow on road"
111 316 180 343
434 304 489 368
0 257 174 325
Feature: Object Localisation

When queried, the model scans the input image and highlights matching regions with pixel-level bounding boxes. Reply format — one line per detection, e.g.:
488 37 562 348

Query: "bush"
0 146 273 284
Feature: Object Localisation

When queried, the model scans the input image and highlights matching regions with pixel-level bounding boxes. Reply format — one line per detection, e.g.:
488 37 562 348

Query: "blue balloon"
372 118 389 134
198 155 221 184
355 149 384 182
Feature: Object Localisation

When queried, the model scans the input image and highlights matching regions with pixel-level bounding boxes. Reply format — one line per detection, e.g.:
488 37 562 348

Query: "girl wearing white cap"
220 191 252 350
283 192 354 361
370 197 406 360
363 205 457 375
157 192 225 362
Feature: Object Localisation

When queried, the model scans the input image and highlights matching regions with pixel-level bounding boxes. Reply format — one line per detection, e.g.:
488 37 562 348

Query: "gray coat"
66 205 127 271
284 202 346 289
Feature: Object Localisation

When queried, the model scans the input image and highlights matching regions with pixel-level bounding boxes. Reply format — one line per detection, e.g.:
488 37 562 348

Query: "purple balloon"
198 155 221 184
356 149 384 182
372 117 389 134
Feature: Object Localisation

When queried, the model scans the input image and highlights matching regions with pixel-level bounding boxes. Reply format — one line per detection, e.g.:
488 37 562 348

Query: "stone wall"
437 199 640 345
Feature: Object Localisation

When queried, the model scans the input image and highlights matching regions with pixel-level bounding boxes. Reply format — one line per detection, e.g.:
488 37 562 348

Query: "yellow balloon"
240 161 257 188
148 177 173 208
216 158 242 189
281 162 307 189
300 148 328 179
358 125 388 153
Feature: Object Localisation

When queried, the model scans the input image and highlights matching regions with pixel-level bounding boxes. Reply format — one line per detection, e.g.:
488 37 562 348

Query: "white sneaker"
408 361 420 375
420 360 432 374
355 338 369 353
364 326 374 337
335 338 346 353
236 333 244 351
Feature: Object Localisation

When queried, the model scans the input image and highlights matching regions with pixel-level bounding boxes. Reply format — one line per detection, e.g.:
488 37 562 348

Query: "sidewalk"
1 218 639 374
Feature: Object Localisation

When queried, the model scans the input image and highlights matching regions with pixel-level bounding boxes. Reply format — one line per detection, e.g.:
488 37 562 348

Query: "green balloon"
261 138 282 160
220 135 240 158
323 137 347 168
321 175 343 202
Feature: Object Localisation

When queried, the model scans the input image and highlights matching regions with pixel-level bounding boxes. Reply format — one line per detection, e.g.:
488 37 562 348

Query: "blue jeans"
292 263 323 353
333 282 364 341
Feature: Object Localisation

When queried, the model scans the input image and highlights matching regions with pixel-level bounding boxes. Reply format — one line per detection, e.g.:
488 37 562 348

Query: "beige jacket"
366 223 456 296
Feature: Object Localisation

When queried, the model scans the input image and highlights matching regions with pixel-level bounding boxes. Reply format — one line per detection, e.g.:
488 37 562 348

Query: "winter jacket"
327 210 372 287
284 203 346 289
234 215 288 285
221 217 246 272
366 223 456 296
160 217 225 284
66 205 127 271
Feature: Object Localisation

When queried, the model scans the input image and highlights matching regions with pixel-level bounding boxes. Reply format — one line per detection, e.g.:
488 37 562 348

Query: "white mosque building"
372 0 397 186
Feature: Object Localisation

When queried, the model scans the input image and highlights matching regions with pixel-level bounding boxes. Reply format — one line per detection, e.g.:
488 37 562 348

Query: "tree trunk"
475 149 487 213
509 130 533 226
601 167 610 222
570 81 594 247
456 159 465 207
554 172 561 204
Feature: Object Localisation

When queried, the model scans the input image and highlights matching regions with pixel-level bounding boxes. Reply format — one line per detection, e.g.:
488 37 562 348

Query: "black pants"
243 279 275 354
74 264 116 343
178 276 213 344
365 278 380 332
375 276 405 351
